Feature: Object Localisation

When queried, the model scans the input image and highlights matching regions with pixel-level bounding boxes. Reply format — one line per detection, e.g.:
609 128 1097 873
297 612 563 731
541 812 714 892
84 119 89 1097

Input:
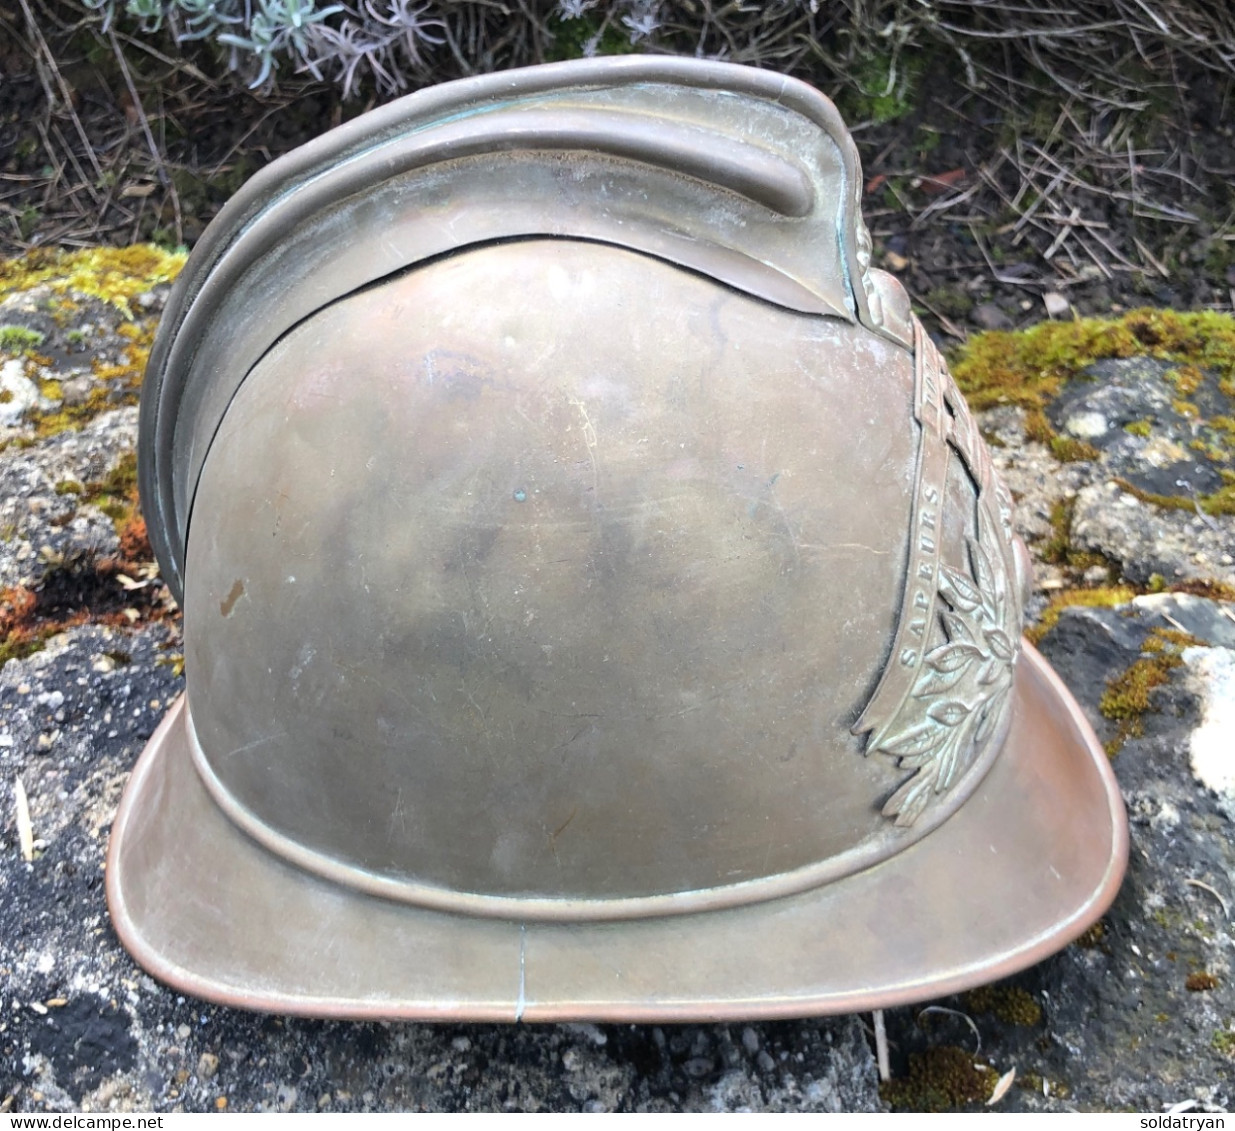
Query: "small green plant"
546 6 638 62
0 325 46 354
842 50 924 124
1100 627 1205 755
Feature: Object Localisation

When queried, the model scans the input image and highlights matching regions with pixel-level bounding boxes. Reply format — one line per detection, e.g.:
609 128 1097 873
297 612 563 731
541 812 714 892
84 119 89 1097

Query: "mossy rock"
881 1046 997 1111
0 245 182 443
0 245 185 319
953 309 1235 514
951 309 1235 412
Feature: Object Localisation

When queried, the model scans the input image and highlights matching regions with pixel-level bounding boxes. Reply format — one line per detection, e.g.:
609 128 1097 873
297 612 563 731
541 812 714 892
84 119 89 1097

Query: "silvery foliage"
298 0 445 97
554 0 663 49
618 0 660 44
80 0 672 95
79 0 446 94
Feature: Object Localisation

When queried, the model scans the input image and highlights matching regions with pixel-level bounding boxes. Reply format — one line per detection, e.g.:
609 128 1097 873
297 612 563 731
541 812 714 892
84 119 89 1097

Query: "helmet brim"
106 640 1126 1022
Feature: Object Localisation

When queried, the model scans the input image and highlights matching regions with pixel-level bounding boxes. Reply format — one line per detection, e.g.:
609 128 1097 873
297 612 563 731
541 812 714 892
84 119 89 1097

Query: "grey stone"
0 408 137 590
1 359 45 427
1132 593 1235 647
1047 358 1230 497
59 377 94 408
1071 481 1234 587
1184 646 1235 821
1043 291 1070 318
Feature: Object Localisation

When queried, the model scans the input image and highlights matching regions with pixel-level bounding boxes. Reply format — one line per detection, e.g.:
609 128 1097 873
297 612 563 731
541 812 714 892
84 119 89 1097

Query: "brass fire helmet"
108 57 1128 1022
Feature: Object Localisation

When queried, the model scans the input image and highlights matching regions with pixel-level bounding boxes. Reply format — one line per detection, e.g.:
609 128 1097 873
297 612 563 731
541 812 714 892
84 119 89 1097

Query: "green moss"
0 245 185 319
0 247 171 441
54 479 83 495
544 12 637 61
950 308 1235 412
1038 498 1075 565
1212 1029 1235 1057
916 125 942 154
1014 1071 1070 1099
0 634 45 666
80 451 140 531
1027 586 1135 645
1049 435 1100 462
1100 627 1205 754
842 52 925 125
1167 578 1235 602
1114 472 1235 517
19 328 154 442
923 285 974 320
963 985 1043 1027
1192 917 1216 940
1190 437 1231 464
1074 921 1106 948
156 652 185 678
881 1046 997 1111
1024 408 1055 445
1166 364 1205 396
88 450 138 499
1124 419 1153 437
1034 496 1116 576
1 587 46 668
0 325 45 353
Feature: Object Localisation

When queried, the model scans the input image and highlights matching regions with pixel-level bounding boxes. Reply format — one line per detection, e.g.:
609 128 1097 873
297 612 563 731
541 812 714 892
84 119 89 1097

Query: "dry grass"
1 0 1233 302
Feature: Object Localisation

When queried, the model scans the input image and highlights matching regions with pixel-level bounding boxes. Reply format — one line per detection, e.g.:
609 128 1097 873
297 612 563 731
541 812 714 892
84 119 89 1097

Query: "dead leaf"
120 183 156 199
987 1067 1016 1105
916 168 968 194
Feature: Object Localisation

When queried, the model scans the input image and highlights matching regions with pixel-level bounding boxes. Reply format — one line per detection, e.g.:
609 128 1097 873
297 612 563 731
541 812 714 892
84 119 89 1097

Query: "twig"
1134 237 1171 278
914 293 967 340
17 0 105 195
1044 207 1082 260
108 31 183 245
1185 878 1230 920
917 1006 982 1053
968 222 1048 288
872 1010 890 1082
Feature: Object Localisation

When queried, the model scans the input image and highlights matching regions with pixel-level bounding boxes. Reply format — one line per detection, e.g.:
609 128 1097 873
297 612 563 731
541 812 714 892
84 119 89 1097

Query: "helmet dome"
108 56 1127 1021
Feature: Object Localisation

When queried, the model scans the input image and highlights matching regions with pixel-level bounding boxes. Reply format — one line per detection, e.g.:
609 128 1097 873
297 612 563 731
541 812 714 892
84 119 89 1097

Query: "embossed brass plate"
108 56 1128 1021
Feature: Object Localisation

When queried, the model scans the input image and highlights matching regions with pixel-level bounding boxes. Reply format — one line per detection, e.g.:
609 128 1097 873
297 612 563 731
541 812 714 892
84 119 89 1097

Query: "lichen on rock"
965 313 1235 596
0 245 181 449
